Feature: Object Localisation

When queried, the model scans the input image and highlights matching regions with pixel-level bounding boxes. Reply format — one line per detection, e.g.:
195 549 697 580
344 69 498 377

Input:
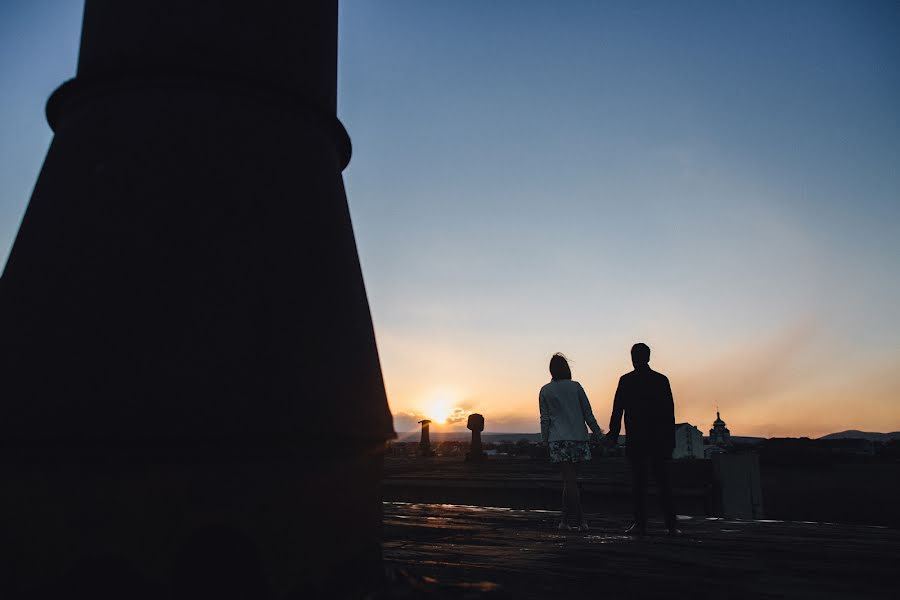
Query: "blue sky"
2 1 899 436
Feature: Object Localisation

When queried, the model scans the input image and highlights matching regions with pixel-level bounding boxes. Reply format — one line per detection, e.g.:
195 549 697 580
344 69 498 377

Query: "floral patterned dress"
549 439 592 463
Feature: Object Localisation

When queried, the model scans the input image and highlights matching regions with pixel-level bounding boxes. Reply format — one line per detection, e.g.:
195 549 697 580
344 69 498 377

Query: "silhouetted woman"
539 353 602 531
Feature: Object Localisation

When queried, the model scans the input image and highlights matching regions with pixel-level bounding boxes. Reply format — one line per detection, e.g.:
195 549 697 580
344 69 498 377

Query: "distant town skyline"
389 408 898 440
2 1 899 439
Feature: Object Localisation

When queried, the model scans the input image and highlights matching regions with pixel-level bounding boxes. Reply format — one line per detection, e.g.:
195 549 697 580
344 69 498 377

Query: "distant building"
709 411 732 447
673 423 705 459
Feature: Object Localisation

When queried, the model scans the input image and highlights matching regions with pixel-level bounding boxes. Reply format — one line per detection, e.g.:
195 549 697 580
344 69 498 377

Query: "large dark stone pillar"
0 1 394 596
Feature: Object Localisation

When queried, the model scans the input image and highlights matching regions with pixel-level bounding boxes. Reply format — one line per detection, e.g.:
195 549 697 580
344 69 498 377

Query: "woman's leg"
558 462 569 525
560 462 582 525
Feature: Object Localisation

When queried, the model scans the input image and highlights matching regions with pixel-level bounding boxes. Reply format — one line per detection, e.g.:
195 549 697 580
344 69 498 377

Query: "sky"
2 1 899 438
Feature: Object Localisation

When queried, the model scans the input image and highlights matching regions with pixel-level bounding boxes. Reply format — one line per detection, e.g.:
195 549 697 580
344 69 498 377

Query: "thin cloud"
675 319 820 412
445 407 469 425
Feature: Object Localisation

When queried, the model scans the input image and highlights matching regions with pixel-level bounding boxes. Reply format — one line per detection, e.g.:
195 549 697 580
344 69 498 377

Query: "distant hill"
819 430 900 442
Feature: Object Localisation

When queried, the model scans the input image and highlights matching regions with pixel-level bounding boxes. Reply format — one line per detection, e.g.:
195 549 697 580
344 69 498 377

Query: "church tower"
709 411 733 446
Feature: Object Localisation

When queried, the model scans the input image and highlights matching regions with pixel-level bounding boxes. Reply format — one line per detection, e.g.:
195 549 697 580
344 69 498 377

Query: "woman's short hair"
549 353 572 380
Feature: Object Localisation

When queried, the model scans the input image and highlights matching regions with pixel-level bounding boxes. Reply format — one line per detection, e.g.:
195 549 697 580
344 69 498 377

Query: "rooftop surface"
382 502 899 600
383 455 900 527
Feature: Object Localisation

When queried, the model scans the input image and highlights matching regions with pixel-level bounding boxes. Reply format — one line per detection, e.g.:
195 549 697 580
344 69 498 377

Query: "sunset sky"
2 1 899 438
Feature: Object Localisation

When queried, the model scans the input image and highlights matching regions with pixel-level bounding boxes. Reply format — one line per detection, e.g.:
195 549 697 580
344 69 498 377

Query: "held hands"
589 431 614 447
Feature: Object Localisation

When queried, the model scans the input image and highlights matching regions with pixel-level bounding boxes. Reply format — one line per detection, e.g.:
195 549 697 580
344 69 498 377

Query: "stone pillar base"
1 446 385 597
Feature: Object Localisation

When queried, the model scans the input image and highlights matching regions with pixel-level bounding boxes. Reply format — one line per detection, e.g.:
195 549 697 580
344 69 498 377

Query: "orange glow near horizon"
378 328 900 439
420 390 459 425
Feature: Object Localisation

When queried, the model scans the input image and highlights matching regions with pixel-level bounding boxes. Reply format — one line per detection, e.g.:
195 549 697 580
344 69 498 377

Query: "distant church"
709 411 732 447
672 412 737 459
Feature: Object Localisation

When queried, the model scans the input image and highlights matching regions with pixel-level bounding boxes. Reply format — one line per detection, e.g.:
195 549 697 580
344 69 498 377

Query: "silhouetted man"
606 343 679 535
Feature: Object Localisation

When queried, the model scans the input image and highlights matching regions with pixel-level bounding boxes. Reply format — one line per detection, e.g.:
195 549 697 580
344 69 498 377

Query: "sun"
423 392 456 425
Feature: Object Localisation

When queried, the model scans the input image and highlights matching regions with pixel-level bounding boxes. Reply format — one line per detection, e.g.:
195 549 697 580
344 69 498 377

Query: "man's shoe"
578 521 590 532
667 527 683 536
557 522 571 531
625 522 646 536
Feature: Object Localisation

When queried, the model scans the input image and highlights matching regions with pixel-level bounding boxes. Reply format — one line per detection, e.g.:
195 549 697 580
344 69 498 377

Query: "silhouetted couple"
538 344 679 535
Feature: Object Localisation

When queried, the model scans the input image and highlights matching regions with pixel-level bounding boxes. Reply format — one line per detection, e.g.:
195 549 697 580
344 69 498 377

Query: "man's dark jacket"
607 365 675 458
